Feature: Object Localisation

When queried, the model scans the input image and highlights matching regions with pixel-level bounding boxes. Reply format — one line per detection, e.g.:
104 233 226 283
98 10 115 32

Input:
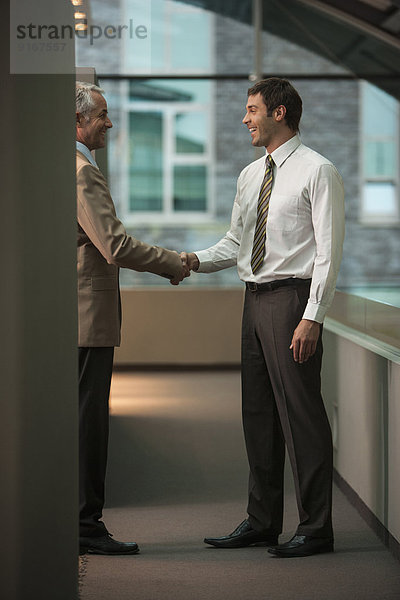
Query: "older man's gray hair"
76 81 104 119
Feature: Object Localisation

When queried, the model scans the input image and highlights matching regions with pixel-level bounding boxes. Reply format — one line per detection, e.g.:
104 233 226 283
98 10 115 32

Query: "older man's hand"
169 253 191 285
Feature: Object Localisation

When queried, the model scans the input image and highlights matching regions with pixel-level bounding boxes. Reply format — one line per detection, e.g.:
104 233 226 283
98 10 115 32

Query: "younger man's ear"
274 105 287 122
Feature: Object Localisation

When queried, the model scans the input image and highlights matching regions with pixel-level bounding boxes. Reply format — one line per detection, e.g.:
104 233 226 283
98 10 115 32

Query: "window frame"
359 80 400 227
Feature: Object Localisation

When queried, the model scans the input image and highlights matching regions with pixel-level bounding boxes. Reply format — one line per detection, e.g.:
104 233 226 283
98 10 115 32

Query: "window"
119 79 214 224
360 82 400 225
77 0 400 292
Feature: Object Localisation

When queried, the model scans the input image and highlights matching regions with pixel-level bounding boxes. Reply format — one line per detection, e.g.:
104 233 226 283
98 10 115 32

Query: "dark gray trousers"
79 346 114 538
241 281 333 539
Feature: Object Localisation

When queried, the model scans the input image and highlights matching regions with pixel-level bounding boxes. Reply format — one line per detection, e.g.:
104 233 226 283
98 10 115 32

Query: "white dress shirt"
196 134 345 323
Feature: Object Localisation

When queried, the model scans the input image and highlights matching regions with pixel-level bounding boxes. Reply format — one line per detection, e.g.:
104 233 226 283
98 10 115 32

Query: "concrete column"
1 2 78 599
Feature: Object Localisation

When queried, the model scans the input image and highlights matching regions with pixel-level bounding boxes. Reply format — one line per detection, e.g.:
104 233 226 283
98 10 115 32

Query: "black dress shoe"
79 533 140 555
268 534 334 558
204 519 278 548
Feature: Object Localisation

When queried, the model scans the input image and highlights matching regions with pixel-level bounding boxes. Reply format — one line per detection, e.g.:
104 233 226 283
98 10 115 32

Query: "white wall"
115 288 244 365
322 329 399 544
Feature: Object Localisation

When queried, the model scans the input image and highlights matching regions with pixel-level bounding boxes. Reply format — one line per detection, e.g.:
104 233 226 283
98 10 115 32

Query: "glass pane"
129 111 163 211
132 0 212 74
214 0 253 75
129 79 210 103
173 166 207 211
363 182 397 217
123 0 152 72
364 140 396 178
363 83 398 137
171 11 211 71
148 0 164 72
175 113 206 153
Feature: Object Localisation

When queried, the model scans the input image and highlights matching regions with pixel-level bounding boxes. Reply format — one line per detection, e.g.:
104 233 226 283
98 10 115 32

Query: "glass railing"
326 290 400 354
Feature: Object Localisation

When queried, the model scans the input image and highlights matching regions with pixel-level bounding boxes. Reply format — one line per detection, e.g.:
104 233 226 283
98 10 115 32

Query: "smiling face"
76 91 112 151
242 93 289 152
242 93 277 148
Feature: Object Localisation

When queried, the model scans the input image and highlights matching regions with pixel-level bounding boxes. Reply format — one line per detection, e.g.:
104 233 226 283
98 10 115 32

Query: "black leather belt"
245 278 311 292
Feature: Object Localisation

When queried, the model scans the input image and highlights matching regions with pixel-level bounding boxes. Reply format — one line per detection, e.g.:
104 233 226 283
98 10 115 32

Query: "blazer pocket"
91 277 117 291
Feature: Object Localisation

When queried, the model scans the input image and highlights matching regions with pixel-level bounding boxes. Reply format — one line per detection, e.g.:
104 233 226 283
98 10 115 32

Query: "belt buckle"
247 282 258 292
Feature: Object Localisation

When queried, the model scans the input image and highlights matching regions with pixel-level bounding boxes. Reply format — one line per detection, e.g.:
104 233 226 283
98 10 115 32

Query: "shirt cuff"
302 301 327 324
194 249 214 273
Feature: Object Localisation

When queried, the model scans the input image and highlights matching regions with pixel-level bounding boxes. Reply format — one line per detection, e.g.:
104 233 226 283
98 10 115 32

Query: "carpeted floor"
79 371 400 600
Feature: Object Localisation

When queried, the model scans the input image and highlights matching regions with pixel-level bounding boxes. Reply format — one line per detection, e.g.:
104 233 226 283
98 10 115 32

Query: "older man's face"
76 91 112 150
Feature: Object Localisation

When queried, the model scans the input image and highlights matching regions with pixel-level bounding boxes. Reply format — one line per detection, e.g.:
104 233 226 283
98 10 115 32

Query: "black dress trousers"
241 281 333 539
79 346 114 538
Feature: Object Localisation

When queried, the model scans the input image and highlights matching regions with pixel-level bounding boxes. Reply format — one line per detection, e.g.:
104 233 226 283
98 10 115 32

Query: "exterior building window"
360 82 400 225
119 79 213 224
119 0 214 224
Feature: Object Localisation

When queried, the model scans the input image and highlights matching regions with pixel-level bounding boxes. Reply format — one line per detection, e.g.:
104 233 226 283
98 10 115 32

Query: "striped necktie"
250 154 274 274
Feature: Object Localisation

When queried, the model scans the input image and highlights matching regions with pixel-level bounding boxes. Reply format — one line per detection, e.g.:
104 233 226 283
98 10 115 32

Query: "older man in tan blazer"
76 81 187 556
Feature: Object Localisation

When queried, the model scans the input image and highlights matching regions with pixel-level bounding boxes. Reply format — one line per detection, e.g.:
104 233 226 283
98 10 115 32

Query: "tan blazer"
76 150 182 347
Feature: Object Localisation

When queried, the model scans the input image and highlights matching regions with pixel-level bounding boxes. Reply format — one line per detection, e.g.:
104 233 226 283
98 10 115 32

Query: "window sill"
358 218 400 228
122 212 218 226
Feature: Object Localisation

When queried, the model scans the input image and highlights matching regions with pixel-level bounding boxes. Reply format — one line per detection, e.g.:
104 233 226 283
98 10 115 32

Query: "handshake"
170 252 200 286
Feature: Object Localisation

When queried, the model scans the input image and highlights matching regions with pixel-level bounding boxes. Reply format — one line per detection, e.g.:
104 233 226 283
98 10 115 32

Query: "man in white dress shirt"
182 78 345 558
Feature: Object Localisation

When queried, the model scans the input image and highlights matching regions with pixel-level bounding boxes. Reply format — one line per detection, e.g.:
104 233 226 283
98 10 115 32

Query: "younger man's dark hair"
248 77 302 132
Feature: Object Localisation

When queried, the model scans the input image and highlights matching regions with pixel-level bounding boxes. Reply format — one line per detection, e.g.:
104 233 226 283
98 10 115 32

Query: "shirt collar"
269 133 301 168
76 141 98 169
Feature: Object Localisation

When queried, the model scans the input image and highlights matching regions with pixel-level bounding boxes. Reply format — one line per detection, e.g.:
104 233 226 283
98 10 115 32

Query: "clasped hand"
169 252 199 285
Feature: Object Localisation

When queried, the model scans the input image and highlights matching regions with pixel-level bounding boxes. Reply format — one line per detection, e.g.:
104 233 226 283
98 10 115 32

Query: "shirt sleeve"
195 179 243 272
302 163 345 323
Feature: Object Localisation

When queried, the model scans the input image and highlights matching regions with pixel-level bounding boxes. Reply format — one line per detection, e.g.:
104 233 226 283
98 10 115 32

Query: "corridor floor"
79 371 400 600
